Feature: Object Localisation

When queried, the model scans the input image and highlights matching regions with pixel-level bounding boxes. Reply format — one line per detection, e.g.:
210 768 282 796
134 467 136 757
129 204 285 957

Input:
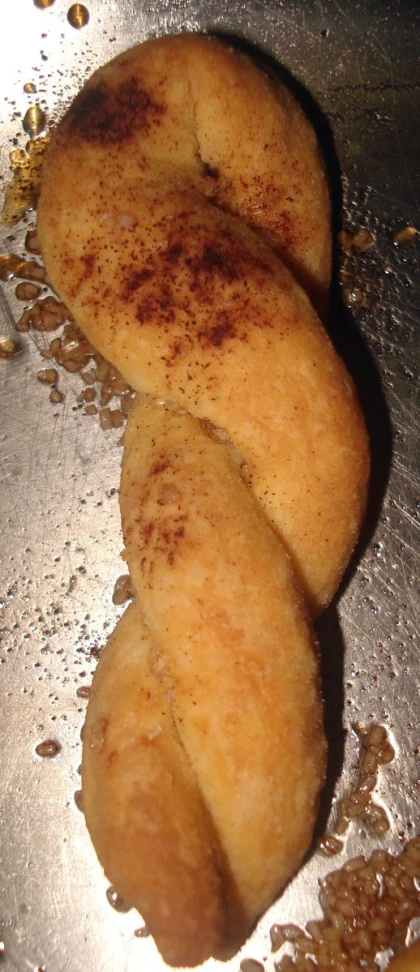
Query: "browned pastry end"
82 601 225 967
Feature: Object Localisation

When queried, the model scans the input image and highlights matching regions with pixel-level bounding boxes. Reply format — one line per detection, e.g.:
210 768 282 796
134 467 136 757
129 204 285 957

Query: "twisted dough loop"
80 599 226 966
83 400 326 964
37 34 369 967
38 32 369 613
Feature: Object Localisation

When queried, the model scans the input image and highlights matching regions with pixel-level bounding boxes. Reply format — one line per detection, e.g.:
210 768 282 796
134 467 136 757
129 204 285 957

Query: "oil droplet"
392 225 418 245
106 886 131 913
35 738 61 757
0 253 44 283
269 924 284 951
24 83 37 94
0 254 25 281
67 3 89 28
134 926 150 938
23 106 47 138
33 0 55 7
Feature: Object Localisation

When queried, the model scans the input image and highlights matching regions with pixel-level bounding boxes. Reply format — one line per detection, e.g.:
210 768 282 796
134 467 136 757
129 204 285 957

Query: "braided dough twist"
37 34 369 967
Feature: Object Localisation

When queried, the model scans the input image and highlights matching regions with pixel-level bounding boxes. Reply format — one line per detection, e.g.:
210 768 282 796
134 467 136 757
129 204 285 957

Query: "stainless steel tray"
1 2 419 970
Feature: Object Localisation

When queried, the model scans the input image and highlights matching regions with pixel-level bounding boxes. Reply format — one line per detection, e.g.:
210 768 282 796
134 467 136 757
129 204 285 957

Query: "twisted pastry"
37 33 370 967
82 399 326 964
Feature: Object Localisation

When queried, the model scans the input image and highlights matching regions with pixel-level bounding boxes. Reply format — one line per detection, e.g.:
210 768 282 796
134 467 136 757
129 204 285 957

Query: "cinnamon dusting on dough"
37 33 370 966
68 78 166 145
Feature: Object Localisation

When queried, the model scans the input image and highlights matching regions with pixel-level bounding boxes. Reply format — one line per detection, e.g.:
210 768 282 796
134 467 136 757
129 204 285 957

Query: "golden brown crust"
120 397 326 934
82 602 225 967
82 396 327 966
37 32 370 967
47 33 332 310
37 34 369 612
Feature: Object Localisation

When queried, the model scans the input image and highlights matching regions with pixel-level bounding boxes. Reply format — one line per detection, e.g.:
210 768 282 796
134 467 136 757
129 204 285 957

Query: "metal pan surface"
0 1 419 970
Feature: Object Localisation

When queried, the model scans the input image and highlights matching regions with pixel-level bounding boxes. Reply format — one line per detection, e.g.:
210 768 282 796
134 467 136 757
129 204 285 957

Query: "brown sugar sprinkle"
6 238 135 426
240 960 265 972
342 286 365 309
19 260 46 283
110 409 125 427
55 322 95 370
95 359 111 383
338 230 354 257
81 369 96 385
77 386 96 404
37 367 57 385
120 392 135 414
112 573 135 606
15 281 41 301
318 835 344 858
35 738 61 757
0 338 19 359
0 253 45 283
97 364 132 406
271 837 420 971
74 789 84 812
16 305 40 333
271 925 302 950
99 407 113 431
106 885 131 913
339 268 365 310
338 226 375 310
350 227 375 251
25 228 41 254
0 253 37 283
99 406 124 430
16 296 69 333
328 724 395 845
1 136 50 225
392 225 418 245
38 322 134 423
76 685 91 699
41 337 61 360
338 227 375 254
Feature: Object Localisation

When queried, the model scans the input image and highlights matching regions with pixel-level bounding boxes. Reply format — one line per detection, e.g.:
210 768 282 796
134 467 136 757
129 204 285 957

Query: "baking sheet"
0 1 419 970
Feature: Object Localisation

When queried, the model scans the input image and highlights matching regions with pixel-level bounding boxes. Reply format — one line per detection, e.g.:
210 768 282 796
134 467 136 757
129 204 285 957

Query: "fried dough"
82 600 224 967
83 398 326 964
37 32 370 967
37 33 369 612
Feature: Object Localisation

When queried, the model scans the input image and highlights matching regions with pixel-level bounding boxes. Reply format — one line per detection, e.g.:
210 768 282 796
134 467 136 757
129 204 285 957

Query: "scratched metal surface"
0 1 419 970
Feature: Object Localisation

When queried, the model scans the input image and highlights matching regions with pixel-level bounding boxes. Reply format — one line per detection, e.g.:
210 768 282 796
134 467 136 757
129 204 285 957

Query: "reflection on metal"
0 1 418 970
